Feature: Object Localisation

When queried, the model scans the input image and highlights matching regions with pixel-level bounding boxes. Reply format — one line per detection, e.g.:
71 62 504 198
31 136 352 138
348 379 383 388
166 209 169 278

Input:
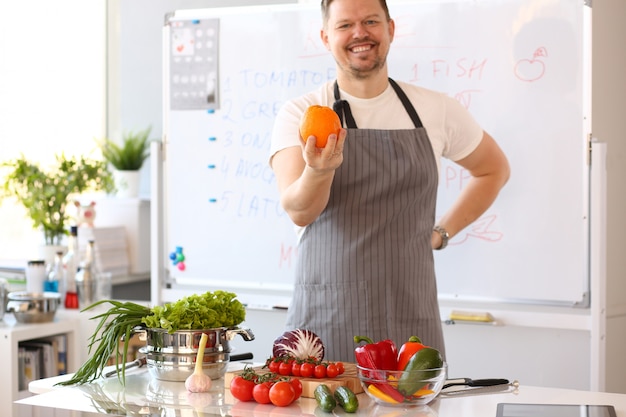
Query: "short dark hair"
321 0 391 25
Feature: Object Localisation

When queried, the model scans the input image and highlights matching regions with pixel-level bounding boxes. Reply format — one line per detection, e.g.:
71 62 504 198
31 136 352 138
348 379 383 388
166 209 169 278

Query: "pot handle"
226 327 255 342
117 325 147 342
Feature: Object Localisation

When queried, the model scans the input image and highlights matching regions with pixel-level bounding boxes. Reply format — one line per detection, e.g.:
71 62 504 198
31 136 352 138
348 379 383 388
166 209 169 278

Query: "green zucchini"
397 347 444 396
314 384 337 413
334 386 359 413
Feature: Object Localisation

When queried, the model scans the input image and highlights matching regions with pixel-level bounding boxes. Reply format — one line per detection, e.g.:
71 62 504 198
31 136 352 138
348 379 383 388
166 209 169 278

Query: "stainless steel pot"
143 326 254 354
6 291 61 323
137 326 254 381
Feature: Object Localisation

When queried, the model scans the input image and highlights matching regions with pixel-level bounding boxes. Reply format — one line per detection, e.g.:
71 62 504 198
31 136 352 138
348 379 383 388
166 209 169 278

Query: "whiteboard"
160 0 590 306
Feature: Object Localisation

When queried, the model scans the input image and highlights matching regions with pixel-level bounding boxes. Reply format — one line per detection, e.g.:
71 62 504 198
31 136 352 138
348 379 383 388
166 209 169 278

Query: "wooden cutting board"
224 362 363 398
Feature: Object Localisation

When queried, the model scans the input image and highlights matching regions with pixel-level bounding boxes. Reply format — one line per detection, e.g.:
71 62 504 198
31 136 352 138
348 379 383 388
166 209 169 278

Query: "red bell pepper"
397 336 426 371
353 335 398 371
354 335 405 403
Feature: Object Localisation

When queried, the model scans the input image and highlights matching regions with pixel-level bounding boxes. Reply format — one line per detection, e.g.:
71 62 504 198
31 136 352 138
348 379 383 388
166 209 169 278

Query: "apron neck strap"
333 81 358 129
332 78 424 129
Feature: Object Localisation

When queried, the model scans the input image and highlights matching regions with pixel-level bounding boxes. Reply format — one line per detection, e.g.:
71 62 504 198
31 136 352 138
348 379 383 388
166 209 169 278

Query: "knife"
230 352 254 362
443 377 510 390
104 357 147 378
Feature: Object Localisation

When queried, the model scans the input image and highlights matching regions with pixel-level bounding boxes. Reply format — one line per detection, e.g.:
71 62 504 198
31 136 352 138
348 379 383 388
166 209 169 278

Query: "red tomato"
335 362 345 375
300 362 315 378
278 361 292 376
268 360 281 374
230 376 256 402
314 364 327 379
291 362 302 377
290 378 303 400
252 381 272 404
269 381 296 407
326 363 339 378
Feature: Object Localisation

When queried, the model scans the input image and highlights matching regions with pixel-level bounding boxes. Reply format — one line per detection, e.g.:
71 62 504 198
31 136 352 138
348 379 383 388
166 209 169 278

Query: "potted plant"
97 127 152 198
0 154 115 248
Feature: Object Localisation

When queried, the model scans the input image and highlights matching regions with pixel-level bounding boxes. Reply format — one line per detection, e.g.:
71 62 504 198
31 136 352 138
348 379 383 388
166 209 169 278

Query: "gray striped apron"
285 79 445 362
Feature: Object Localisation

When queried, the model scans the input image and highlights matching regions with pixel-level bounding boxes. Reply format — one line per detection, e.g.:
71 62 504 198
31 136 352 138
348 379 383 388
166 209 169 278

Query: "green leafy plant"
57 291 246 386
0 154 115 245
97 127 152 171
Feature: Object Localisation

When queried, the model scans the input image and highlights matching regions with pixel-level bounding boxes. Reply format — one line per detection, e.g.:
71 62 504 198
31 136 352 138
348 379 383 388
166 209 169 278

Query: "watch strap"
433 225 449 250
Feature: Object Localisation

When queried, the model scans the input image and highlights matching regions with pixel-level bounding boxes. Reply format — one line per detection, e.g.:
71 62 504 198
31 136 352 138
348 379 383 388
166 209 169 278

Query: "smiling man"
269 0 510 362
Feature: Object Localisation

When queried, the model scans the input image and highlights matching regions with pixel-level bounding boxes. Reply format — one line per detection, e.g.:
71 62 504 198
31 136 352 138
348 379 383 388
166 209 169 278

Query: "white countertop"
15 362 626 417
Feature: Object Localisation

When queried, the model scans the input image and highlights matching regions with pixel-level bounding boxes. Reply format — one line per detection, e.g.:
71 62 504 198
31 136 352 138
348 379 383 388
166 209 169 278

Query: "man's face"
321 0 395 80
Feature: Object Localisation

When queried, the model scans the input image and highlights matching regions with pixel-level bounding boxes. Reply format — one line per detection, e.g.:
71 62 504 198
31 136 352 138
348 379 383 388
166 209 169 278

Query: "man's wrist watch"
433 225 449 250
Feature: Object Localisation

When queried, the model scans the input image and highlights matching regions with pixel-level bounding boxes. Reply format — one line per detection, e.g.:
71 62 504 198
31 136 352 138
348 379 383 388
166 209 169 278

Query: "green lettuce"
142 290 246 332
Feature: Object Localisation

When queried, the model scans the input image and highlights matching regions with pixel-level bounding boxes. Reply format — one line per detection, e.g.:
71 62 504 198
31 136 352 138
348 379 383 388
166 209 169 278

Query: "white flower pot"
37 244 66 266
114 170 140 198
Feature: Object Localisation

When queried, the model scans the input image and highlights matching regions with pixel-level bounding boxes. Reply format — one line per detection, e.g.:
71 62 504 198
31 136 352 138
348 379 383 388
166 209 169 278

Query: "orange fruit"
299 105 342 148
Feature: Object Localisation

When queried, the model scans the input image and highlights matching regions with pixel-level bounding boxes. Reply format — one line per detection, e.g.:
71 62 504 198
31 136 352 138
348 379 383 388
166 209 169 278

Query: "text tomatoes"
269 381 296 407
278 361 292 376
300 362 315 378
290 378 303 400
314 364 327 379
291 362 302 377
268 360 281 374
326 363 339 378
229 376 256 402
335 362 345 375
252 381 272 404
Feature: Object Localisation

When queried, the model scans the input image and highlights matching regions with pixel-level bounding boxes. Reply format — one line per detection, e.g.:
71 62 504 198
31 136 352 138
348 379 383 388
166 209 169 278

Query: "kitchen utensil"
141 326 254 354
6 291 61 323
357 363 447 406
104 353 253 380
104 357 147 378
25 260 46 293
137 326 255 382
230 352 253 362
443 377 510 390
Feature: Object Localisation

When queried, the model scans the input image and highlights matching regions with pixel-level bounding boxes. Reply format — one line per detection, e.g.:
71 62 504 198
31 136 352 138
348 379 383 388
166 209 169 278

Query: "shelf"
0 314 79 338
0 311 80 417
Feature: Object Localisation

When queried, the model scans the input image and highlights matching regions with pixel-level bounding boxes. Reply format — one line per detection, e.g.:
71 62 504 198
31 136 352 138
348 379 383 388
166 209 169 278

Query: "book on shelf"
18 334 69 390
38 334 68 376
52 334 68 375
20 341 55 379
18 347 40 391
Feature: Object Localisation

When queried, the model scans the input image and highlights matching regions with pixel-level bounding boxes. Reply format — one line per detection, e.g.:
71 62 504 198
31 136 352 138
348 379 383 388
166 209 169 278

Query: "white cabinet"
1 311 80 417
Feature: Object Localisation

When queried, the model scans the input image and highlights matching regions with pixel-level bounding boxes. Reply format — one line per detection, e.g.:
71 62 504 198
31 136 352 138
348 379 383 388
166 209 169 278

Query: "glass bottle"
76 239 97 307
63 225 79 309
44 250 64 295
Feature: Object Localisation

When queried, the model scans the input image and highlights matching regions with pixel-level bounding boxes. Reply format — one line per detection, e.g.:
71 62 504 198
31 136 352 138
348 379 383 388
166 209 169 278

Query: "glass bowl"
357 363 447 406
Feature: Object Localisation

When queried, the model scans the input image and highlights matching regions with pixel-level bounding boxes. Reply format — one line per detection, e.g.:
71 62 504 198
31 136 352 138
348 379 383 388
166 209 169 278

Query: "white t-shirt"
269 80 484 171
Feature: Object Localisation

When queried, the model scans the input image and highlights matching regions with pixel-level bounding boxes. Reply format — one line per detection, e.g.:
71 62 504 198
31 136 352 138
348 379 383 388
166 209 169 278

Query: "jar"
25 260 47 293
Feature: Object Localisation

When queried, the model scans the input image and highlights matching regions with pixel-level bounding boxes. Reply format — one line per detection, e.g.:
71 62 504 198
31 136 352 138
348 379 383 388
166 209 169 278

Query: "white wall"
0 0 107 260
592 0 626 394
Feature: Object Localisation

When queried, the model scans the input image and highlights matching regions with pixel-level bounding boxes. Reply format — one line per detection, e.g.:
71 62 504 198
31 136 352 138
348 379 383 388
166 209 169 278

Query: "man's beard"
341 56 387 80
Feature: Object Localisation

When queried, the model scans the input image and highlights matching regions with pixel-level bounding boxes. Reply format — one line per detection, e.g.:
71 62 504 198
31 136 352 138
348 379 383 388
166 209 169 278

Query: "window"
0 0 106 261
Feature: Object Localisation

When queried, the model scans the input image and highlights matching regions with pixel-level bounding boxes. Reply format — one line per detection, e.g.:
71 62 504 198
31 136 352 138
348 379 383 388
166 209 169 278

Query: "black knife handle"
443 377 510 389
230 352 254 361
468 378 509 387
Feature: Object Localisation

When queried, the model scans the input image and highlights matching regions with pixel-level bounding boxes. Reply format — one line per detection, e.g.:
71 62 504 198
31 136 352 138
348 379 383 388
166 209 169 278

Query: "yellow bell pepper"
413 388 435 397
368 384 400 404
387 374 399 388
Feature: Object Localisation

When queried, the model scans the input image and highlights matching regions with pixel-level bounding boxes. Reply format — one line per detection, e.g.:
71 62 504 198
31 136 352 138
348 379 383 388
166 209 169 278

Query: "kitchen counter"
16 363 626 417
